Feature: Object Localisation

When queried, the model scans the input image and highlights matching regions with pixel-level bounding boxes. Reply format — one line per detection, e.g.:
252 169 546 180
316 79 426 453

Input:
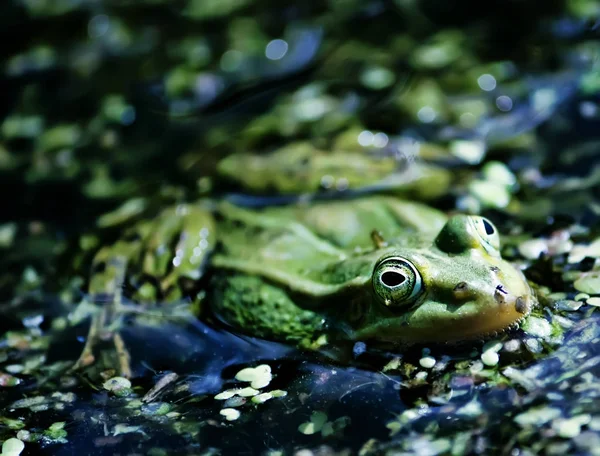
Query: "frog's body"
83 195 534 357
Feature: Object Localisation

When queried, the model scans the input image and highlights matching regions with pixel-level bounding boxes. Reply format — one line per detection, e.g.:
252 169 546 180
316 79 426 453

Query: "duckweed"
220 408 241 421
235 364 272 389
0 438 24 456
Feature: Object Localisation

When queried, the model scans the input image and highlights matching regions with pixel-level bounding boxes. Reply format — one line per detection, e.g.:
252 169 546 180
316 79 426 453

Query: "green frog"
73 195 535 374
210 140 452 200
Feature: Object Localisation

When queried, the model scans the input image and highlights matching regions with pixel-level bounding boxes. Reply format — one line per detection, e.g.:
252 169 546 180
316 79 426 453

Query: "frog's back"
218 195 447 252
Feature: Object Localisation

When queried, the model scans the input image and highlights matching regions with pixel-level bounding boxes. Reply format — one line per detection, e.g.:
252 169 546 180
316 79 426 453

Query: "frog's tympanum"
80 195 535 366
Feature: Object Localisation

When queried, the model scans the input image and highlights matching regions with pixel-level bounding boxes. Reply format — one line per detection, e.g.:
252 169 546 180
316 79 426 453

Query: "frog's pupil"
483 219 494 235
381 271 406 287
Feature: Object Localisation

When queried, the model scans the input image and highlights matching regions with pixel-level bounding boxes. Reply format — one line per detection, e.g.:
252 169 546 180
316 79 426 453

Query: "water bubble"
357 130 374 147
194 74 224 105
335 178 349 191
496 95 513 112
373 132 389 148
477 74 497 91
579 101 598 118
353 342 367 356
320 175 334 189
265 39 288 60
417 106 436 123
293 98 328 121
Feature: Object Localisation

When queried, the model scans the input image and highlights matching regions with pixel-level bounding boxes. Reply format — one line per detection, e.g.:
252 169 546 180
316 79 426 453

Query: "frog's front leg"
70 246 139 377
70 204 216 378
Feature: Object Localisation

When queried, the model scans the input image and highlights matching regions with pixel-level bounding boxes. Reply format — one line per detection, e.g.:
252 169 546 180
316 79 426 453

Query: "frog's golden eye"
469 216 500 255
373 257 423 309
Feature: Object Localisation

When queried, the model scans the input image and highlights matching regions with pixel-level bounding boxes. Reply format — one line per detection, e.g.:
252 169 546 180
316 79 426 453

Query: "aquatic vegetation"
1 438 24 456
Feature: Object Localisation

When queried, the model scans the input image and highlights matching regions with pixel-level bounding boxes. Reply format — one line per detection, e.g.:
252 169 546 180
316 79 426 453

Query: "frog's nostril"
494 288 506 304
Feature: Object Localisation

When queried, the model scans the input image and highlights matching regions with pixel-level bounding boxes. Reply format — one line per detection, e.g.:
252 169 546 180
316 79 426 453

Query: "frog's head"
353 215 535 343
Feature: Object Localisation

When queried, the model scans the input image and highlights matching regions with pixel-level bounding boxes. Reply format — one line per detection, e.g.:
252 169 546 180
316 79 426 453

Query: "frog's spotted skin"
210 196 535 345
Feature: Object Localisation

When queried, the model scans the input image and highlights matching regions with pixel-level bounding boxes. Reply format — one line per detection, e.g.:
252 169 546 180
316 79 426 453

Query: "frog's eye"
373 257 423 309
469 216 501 255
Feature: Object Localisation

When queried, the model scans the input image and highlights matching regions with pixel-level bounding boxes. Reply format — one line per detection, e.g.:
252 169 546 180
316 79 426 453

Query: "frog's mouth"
353 292 536 343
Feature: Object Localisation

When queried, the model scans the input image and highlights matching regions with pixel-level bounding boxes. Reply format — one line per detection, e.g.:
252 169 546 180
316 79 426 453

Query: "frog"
181 133 455 201
212 140 453 200
210 196 534 346
72 195 535 374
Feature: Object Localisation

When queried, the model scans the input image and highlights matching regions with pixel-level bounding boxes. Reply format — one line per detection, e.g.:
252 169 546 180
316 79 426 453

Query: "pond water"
1 1 600 455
